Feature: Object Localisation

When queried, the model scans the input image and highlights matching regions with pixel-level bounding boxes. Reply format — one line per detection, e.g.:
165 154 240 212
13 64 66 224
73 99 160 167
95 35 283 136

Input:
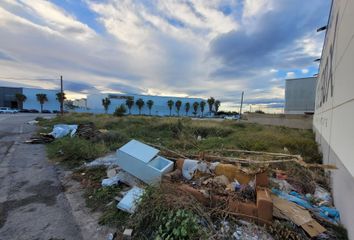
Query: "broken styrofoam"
50 124 78 138
116 140 173 184
85 153 119 168
117 186 144 213
102 175 121 187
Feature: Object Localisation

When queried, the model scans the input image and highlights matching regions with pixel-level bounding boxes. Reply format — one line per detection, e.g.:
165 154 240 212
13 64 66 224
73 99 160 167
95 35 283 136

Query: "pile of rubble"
82 139 343 239
26 122 101 144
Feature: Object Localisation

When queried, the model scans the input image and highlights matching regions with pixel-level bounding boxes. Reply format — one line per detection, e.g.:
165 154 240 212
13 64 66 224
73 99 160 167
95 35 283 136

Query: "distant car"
52 110 59 114
29 109 39 113
0 107 18 114
19 109 30 113
224 115 240 120
41 110 51 113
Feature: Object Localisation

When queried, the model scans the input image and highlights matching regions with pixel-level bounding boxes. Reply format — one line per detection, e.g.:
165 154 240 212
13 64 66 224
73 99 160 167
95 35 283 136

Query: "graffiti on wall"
316 12 339 109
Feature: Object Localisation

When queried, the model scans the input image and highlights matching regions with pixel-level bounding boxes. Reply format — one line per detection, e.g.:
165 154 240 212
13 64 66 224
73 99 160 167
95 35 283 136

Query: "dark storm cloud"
210 0 330 78
65 81 96 92
107 82 145 95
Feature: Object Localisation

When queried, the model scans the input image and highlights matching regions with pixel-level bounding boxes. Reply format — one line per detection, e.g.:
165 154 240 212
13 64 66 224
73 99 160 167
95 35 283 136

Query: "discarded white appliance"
116 140 174 184
117 186 144 213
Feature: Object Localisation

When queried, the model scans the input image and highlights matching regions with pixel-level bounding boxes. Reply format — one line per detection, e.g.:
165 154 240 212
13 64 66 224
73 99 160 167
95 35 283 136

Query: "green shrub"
113 104 127 117
47 137 108 166
155 209 201 240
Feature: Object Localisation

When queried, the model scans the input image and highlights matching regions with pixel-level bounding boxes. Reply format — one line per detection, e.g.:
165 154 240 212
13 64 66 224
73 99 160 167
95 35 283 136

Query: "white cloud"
302 68 309 74
0 0 330 111
286 72 295 78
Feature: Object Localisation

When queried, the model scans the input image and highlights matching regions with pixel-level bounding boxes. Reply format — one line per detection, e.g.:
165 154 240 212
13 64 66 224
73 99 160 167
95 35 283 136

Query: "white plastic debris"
102 175 121 187
27 120 39 125
181 159 215 180
270 178 295 193
314 185 332 205
85 153 119 168
116 140 173 184
50 124 78 138
117 186 144 213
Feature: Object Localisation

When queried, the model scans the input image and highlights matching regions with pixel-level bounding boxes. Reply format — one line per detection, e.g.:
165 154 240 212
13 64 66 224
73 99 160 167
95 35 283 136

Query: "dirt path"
0 114 113 240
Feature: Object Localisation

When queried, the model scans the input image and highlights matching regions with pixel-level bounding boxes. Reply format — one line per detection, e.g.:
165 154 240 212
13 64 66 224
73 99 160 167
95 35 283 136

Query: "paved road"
0 114 83 240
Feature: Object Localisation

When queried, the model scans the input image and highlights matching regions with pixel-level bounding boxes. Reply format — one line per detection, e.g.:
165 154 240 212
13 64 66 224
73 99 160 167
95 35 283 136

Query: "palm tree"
184 102 191 116
200 101 206 117
125 97 134 114
36 93 48 112
175 100 182 116
147 100 154 115
15 93 27 110
192 102 199 116
207 97 215 114
185 102 190 116
136 98 144 115
56 92 66 112
214 100 221 113
102 97 111 114
167 100 174 116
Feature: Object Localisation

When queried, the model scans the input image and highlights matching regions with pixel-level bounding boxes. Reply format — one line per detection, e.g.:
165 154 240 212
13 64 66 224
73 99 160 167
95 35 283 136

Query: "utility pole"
239 91 244 118
60 75 64 116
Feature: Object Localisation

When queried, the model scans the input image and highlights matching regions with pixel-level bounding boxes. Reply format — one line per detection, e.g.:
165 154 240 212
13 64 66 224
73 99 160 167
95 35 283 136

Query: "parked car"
52 110 59 114
28 109 39 113
0 107 18 114
19 109 30 113
224 115 240 120
41 110 51 113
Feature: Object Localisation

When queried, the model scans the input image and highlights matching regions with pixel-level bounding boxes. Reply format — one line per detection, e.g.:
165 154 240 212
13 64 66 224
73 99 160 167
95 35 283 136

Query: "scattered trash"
123 229 133 239
270 178 295 193
272 188 340 224
107 168 119 178
25 133 55 144
116 140 173 184
85 153 119 168
102 175 121 187
117 186 144 213
27 120 39 125
76 122 100 140
272 194 326 237
181 159 212 180
106 232 116 240
314 185 332 206
50 124 78 138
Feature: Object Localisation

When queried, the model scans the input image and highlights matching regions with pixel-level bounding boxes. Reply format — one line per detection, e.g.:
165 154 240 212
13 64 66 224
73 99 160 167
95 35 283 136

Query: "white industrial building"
86 93 206 116
284 77 317 114
0 86 60 111
313 0 354 238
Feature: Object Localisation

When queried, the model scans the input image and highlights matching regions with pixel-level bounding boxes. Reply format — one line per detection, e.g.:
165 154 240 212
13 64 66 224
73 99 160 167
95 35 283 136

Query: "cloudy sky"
0 0 330 112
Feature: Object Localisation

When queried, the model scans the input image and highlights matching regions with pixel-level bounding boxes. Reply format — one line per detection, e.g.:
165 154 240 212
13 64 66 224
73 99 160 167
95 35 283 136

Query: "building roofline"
285 77 317 82
99 92 206 100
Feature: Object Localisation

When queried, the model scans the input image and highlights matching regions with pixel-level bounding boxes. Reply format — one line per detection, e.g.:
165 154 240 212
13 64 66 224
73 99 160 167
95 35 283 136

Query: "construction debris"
116 140 173 184
272 195 326 237
117 186 144 213
50 124 78 138
25 133 55 144
76 122 100 140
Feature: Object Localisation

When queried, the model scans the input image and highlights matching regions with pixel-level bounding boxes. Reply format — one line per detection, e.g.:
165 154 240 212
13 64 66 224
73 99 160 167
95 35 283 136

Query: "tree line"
13 92 66 112
102 96 221 117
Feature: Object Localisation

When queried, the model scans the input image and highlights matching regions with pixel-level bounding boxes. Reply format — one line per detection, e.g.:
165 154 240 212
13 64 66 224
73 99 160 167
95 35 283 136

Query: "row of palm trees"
14 92 66 112
102 96 221 116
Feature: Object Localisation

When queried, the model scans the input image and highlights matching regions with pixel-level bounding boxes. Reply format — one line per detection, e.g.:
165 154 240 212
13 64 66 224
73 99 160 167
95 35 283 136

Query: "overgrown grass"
41 113 321 166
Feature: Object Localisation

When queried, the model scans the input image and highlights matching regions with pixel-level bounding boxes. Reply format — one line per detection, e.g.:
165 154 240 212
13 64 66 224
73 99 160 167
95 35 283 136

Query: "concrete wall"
284 77 317 114
244 113 313 129
87 93 206 116
313 0 354 238
23 88 60 112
